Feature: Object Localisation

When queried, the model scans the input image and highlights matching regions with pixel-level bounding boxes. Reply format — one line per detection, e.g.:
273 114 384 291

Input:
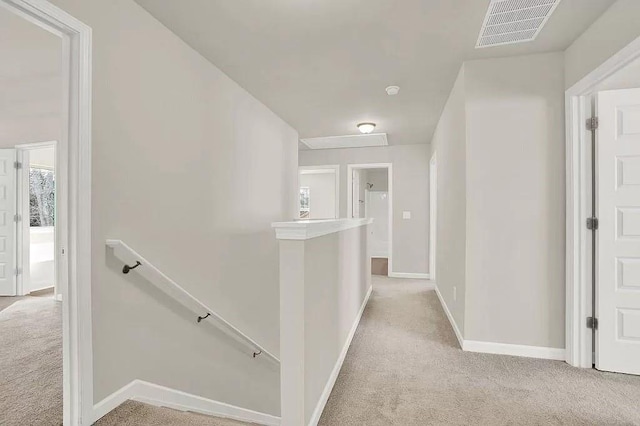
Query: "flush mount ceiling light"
386 86 400 96
476 0 561 48
357 122 376 134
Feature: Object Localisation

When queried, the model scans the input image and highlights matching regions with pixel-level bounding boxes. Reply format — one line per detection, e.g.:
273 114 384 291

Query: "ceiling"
135 0 615 147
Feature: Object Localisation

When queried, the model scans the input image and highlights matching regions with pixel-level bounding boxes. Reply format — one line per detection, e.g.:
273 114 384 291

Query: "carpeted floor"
318 276 640 425
0 295 62 426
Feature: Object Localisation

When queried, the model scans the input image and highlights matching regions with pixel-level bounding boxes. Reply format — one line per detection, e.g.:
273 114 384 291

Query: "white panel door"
0 149 17 296
367 190 389 258
597 89 640 375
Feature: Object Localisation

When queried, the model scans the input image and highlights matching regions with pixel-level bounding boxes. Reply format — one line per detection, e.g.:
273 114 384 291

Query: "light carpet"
318 276 640 425
0 296 62 426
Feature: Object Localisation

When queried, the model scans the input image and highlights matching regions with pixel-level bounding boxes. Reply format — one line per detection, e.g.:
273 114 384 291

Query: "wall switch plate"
402 211 411 219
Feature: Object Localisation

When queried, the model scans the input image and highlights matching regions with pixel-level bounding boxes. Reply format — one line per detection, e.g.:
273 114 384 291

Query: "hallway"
318 276 640 425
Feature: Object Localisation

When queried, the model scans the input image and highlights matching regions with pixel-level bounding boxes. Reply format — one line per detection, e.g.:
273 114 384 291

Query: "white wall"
299 145 430 275
299 172 336 219
276 223 370 425
464 53 566 349
591 55 640 92
430 66 467 336
565 0 640 89
49 0 298 414
0 8 62 146
365 169 388 191
29 227 55 292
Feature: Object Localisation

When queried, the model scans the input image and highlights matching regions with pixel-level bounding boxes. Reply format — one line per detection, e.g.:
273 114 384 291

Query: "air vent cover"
476 0 561 48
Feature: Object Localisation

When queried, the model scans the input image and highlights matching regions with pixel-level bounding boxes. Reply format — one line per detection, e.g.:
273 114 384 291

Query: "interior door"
0 149 17 296
367 190 389 258
596 88 640 375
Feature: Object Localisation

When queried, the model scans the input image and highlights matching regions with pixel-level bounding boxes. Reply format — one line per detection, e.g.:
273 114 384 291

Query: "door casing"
565 34 640 369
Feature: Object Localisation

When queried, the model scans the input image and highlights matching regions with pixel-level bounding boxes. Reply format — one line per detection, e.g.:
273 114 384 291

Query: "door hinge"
15 267 22 276
586 217 598 230
586 117 599 131
13 214 21 222
13 161 21 169
587 317 598 330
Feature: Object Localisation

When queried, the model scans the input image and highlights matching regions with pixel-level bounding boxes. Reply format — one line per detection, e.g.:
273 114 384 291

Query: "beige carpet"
318 276 640 425
0 295 62 426
95 401 251 425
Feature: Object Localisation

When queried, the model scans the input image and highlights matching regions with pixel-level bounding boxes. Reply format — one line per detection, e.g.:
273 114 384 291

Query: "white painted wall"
365 169 388 192
29 226 55 292
429 66 467 336
464 53 566 349
299 172 336 219
565 0 640 89
591 55 640 92
431 53 566 350
276 222 370 425
49 0 298 414
299 145 430 275
0 8 62 146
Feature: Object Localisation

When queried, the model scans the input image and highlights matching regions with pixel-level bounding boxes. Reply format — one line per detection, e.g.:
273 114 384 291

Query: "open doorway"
298 165 340 219
16 143 58 299
566 38 640 375
0 3 68 424
347 164 392 276
429 153 437 282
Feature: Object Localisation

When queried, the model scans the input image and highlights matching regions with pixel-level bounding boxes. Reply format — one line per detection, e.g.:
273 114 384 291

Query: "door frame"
347 163 393 272
298 165 340 219
15 141 60 298
566 35 640 368
0 0 93 424
429 152 437 282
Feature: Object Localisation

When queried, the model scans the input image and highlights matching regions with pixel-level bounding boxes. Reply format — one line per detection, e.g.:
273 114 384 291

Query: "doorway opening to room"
0 0 92 423
347 164 392 277
298 165 340 219
566 37 640 376
16 143 58 299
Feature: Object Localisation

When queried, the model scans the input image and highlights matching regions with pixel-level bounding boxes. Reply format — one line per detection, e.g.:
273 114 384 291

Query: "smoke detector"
385 86 400 96
476 0 562 48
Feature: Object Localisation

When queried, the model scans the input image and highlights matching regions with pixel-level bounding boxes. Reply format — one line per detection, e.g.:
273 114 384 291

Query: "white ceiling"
134 0 615 146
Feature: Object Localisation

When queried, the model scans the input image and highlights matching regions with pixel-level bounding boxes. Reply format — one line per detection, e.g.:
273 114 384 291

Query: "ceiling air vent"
476 0 561 48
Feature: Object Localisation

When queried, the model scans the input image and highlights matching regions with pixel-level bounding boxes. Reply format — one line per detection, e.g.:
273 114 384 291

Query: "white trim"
307 285 372 426
0 2 93 425
429 152 437 282
346 163 393 274
388 272 430 280
93 380 280 426
463 341 566 361
298 165 340 219
272 218 372 241
434 285 565 360
565 34 640 369
106 239 279 364
434 285 463 349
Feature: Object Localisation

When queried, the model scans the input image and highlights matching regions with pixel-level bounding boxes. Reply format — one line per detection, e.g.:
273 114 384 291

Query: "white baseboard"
93 380 139 422
463 341 565 361
388 272 430 280
434 285 464 349
307 285 373 426
93 380 281 426
433 285 565 361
